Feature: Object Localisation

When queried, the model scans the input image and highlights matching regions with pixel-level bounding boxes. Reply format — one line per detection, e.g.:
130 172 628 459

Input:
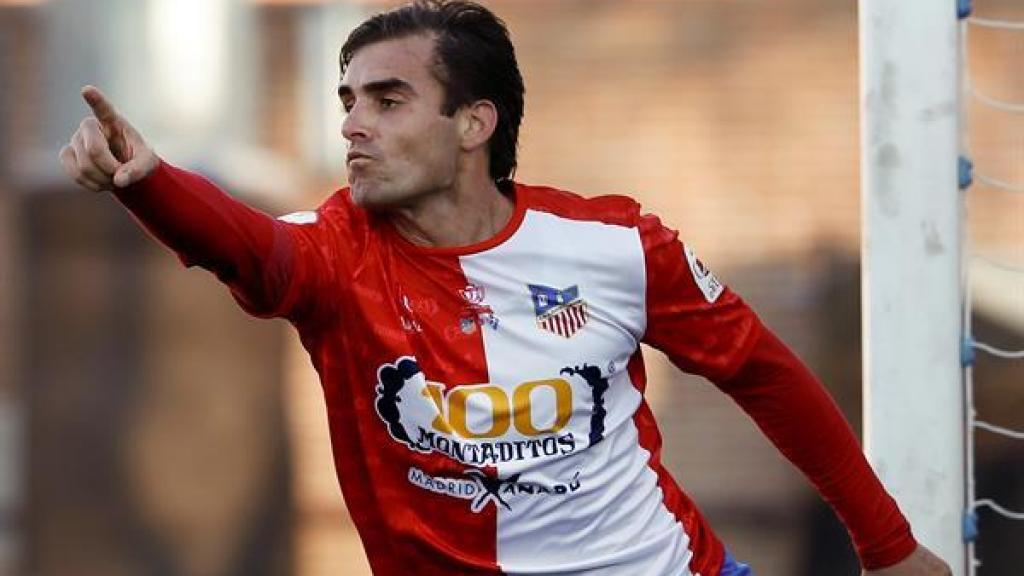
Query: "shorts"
720 550 754 576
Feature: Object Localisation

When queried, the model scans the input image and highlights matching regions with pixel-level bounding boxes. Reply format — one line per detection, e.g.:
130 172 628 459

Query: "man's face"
339 34 462 208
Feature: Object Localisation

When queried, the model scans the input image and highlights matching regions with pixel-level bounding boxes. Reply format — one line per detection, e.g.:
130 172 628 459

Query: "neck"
389 172 514 249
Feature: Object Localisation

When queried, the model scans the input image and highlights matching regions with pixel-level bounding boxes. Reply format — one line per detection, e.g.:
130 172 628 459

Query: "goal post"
859 0 965 573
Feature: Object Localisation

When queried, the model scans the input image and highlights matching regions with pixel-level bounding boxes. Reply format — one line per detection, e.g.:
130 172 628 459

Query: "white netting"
963 2 1024 573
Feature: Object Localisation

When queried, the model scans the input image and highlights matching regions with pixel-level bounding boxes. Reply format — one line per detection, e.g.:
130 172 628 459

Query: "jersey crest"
528 284 590 338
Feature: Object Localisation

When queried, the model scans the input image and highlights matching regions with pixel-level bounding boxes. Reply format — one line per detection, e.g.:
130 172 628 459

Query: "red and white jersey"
268 181 759 576
117 163 917 575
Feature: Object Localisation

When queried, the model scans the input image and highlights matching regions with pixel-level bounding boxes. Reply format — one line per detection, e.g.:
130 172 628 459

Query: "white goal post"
859 0 965 573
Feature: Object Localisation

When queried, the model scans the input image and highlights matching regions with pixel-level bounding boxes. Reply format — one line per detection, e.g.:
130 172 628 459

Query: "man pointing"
60 2 951 575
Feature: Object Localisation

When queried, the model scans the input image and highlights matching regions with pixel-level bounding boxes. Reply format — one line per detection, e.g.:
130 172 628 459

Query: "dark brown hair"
341 1 525 181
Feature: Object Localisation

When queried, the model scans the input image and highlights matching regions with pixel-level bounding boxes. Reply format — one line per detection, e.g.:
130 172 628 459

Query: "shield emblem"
528 284 589 338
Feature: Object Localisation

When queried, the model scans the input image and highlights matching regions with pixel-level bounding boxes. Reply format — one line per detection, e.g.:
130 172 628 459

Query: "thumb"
82 85 140 162
113 159 146 188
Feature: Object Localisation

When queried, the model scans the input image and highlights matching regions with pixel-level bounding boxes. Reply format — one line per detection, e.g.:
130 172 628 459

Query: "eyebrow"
337 78 417 100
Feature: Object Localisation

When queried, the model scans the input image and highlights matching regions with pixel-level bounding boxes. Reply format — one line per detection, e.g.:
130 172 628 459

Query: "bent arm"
715 327 917 570
635 204 946 573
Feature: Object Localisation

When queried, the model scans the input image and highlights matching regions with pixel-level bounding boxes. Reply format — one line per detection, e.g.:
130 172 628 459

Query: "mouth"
347 151 374 166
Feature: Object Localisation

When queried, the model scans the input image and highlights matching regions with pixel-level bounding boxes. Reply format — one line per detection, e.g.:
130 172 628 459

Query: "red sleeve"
719 329 917 570
112 161 346 322
638 212 917 569
639 212 761 381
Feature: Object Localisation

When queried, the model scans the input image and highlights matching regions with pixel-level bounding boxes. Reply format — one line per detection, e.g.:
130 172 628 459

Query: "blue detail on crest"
528 284 580 316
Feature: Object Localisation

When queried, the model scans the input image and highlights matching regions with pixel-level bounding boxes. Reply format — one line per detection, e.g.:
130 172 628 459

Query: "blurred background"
1 0 1023 574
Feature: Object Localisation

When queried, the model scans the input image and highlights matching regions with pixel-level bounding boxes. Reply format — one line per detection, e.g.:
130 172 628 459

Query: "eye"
380 97 400 110
340 99 354 114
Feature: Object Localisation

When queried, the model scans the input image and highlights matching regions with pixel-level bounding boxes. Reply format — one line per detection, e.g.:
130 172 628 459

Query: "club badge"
528 284 589 338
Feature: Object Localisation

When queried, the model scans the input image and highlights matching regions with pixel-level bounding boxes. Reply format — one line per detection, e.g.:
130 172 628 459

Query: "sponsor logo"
683 245 724 303
373 357 611 464
561 364 609 447
412 427 577 466
375 357 610 510
407 467 582 513
528 284 589 338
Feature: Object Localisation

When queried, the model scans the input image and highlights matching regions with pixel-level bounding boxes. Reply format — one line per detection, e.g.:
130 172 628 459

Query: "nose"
341 103 371 143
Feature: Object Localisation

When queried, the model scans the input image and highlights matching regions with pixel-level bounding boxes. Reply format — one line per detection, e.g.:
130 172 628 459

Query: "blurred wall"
2 1 1024 576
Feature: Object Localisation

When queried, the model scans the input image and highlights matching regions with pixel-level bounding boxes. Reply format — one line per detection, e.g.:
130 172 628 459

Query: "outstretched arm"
58 86 319 319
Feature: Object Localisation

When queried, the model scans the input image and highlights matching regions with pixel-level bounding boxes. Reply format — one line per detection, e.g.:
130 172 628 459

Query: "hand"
58 85 159 192
864 545 952 576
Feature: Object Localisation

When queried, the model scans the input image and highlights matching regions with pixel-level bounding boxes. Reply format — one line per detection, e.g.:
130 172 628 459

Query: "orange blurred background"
1 1 1023 575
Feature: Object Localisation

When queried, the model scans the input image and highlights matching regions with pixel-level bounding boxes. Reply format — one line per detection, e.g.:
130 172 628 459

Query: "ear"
457 99 498 152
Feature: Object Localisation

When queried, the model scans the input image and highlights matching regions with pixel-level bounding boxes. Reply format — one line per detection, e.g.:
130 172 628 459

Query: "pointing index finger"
81 85 121 126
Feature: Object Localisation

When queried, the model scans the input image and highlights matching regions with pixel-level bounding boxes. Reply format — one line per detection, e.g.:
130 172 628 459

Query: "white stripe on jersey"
459 209 697 576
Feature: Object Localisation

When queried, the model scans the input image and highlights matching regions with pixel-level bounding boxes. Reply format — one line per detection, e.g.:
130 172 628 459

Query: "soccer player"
59 1 952 575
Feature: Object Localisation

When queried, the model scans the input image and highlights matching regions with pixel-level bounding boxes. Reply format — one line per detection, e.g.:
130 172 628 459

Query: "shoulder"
277 187 366 230
519 183 643 228
519 183 683 252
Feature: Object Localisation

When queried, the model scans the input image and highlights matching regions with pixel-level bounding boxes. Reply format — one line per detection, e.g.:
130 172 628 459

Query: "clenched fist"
59 86 159 192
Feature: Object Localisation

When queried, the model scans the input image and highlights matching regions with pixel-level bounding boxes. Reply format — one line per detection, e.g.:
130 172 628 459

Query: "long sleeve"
112 161 344 321
716 328 917 570
637 209 917 570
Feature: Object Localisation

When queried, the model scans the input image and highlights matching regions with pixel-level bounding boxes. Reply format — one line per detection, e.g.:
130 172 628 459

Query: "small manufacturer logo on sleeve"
683 245 724 303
